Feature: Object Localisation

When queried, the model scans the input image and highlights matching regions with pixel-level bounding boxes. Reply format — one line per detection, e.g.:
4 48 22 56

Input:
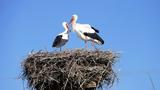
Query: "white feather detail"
75 23 95 33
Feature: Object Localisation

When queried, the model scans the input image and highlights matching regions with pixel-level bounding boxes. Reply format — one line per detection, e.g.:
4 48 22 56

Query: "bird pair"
52 14 104 51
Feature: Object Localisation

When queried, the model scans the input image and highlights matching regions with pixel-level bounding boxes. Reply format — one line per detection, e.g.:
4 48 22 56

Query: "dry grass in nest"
21 49 119 90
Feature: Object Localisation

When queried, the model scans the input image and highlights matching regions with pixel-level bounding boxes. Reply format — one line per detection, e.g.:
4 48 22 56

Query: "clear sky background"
0 0 160 90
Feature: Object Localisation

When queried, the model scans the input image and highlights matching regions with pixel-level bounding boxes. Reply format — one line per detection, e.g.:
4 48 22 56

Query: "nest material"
21 49 118 90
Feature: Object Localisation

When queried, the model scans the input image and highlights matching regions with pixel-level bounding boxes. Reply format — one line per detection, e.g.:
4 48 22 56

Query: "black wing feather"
52 35 62 47
91 27 99 33
83 33 104 44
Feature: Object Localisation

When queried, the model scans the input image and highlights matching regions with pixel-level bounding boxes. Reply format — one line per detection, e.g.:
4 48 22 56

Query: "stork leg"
91 42 95 49
60 47 62 51
84 36 88 49
85 40 88 49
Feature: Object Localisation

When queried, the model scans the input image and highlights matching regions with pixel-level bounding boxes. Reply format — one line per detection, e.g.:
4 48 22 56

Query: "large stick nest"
21 49 118 90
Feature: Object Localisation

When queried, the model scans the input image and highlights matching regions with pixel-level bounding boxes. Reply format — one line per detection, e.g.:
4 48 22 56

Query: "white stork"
69 14 104 48
52 22 70 51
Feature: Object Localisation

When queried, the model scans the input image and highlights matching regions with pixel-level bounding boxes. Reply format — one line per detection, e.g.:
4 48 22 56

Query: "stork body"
52 22 70 51
70 14 104 48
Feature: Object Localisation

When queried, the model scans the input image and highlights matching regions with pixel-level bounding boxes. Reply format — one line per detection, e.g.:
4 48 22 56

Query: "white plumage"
52 22 70 50
69 14 104 48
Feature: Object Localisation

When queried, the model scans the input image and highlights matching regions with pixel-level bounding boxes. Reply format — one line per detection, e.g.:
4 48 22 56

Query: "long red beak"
66 23 71 32
69 17 74 24
66 23 69 29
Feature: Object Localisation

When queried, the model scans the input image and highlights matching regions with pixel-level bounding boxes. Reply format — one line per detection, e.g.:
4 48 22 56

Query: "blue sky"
0 0 160 90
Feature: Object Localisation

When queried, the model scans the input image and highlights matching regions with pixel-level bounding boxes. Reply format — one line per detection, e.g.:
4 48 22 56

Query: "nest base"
22 49 118 90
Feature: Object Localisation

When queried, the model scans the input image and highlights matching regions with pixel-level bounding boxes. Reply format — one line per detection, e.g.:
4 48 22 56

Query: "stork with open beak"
69 14 104 48
52 22 70 51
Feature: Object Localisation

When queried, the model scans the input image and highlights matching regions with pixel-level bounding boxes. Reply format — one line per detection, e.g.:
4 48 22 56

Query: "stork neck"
72 21 76 28
63 29 69 34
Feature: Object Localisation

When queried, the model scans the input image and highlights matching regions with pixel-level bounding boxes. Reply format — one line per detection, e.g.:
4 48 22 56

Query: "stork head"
62 22 70 32
69 14 78 24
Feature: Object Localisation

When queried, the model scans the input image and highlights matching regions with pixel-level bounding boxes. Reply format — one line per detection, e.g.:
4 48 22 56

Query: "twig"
147 73 156 90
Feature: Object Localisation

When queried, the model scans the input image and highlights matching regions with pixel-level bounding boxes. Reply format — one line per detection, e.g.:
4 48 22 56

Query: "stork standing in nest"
69 14 104 48
52 22 70 51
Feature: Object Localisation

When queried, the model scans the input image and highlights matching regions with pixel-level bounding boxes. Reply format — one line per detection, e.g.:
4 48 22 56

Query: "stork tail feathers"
91 27 99 33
